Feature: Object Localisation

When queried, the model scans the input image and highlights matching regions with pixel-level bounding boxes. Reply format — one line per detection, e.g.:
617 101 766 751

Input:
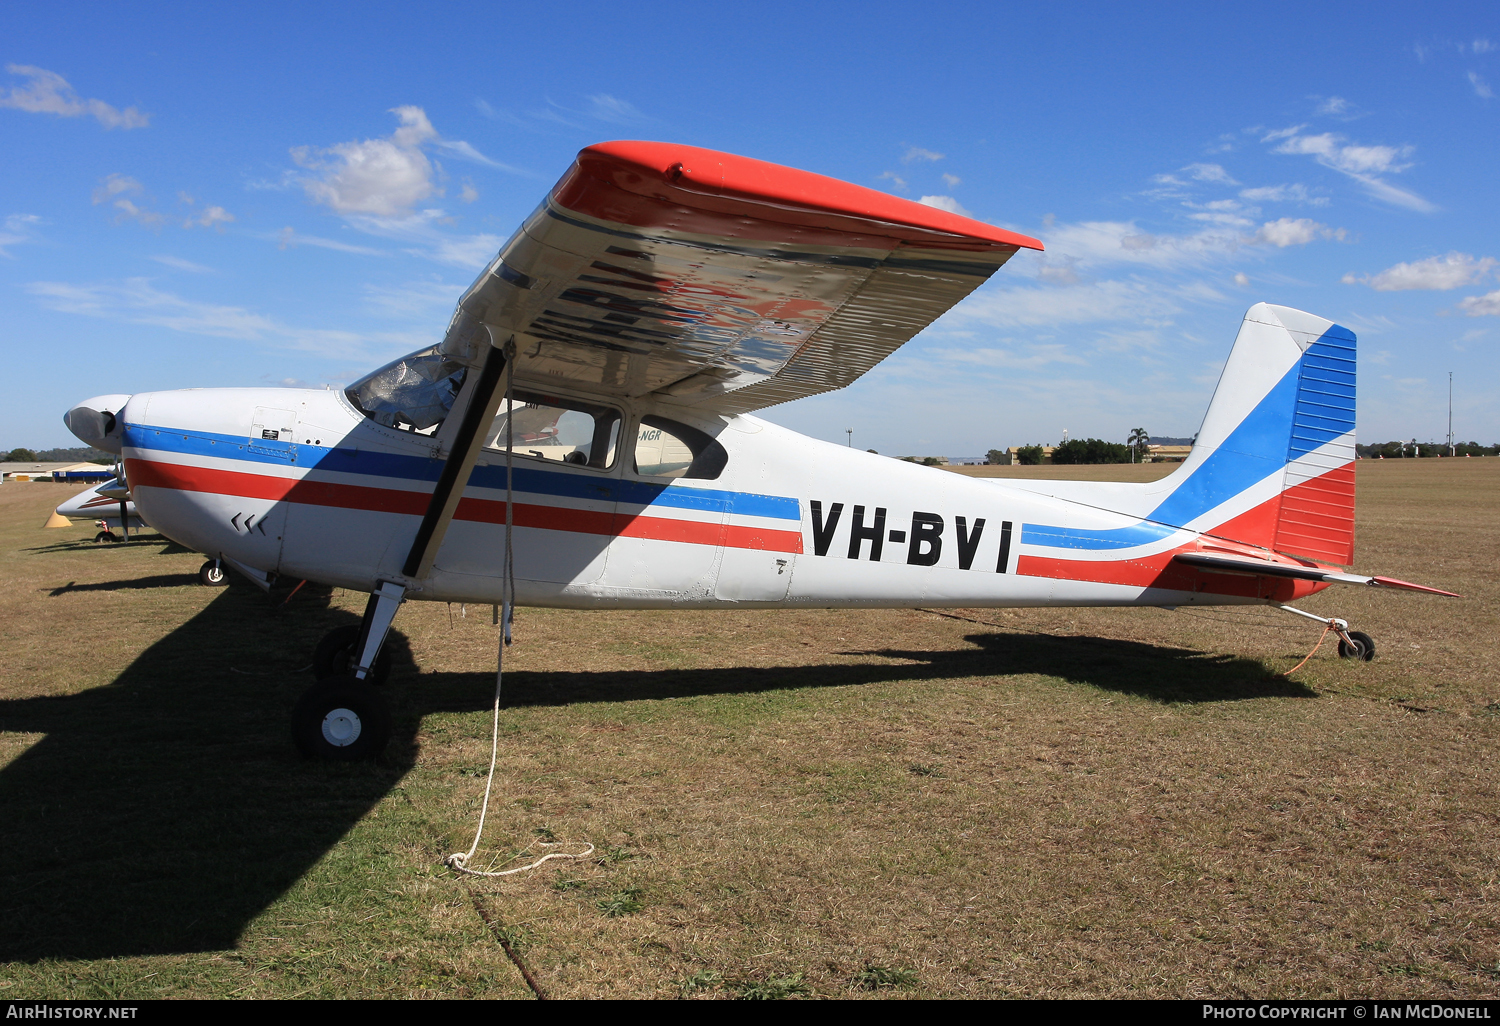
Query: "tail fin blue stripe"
1019 321 1356 553
1287 338 1354 462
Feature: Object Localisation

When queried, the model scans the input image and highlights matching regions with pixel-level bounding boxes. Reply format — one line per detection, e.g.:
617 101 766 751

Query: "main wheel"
199 560 229 587
94 530 118 544
1337 630 1377 661
313 624 392 686
292 679 392 760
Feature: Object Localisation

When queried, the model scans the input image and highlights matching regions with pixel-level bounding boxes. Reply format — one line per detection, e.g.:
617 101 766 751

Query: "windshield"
346 346 467 434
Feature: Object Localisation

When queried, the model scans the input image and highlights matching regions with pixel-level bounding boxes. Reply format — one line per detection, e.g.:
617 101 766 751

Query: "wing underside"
439 142 1042 414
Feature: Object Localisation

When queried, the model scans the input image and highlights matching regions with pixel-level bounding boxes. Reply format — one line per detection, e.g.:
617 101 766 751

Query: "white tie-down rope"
446 342 594 877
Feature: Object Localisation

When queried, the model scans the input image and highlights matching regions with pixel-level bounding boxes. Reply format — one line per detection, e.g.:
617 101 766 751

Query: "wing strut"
347 338 511 681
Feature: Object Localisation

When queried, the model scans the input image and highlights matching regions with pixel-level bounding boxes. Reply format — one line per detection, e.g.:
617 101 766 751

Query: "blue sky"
4 2 1496 453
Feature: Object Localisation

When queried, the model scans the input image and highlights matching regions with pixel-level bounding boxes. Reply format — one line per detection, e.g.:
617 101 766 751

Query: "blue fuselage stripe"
122 424 801 521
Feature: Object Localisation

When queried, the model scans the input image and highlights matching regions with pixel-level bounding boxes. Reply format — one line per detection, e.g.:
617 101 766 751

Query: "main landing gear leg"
291 340 512 762
1278 603 1376 662
293 580 405 760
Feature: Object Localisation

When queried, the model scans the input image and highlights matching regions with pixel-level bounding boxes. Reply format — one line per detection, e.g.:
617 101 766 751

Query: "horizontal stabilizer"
1172 552 1460 597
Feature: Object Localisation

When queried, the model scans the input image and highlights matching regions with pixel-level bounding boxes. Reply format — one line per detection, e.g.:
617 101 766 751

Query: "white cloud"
1348 252 1496 291
1265 127 1436 212
91 174 164 227
877 170 907 190
902 147 944 164
24 277 391 358
928 343 1087 369
1273 131 1409 174
1458 290 1500 316
1315 96 1354 117
363 279 466 320
430 137 529 175
1183 162 1238 184
1237 183 1327 206
943 278 1183 328
293 106 440 217
459 182 479 203
1469 71 1494 99
268 227 388 256
91 173 142 204
341 209 501 268
28 278 278 340
188 205 234 230
1473 39 1495 54
150 255 214 273
1038 216 1339 272
917 195 972 217
1233 272 1250 287
941 173 961 189
1253 217 1344 247
0 213 42 257
0 64 149 129
586 93 644 124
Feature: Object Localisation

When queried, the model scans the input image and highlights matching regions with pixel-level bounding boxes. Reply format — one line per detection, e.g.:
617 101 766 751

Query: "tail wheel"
292 679 391 760
1337 630 1376 661
199 560 229 587
313 624 392 686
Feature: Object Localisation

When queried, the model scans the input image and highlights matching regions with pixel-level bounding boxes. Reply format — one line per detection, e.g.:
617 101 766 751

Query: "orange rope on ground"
1282 621 1335 677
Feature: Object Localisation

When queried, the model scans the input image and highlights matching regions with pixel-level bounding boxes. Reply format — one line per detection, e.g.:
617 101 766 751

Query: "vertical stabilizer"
1147 304 1357 565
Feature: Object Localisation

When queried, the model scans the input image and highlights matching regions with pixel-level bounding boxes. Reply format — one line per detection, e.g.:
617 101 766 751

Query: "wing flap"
441 142 1041 413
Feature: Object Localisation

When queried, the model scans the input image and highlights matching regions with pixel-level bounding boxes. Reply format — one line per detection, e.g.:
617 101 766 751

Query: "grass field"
0 460 1496 999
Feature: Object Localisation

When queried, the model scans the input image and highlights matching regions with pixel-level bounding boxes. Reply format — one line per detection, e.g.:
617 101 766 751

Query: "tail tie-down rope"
1281 621 1336 678
446 340 594 878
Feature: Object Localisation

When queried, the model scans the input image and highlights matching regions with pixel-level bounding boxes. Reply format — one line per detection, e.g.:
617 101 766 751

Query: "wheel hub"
321 707 363 746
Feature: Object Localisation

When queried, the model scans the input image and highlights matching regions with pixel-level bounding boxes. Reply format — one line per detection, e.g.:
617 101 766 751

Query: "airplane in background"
62 141 1457 760
50 471 228 583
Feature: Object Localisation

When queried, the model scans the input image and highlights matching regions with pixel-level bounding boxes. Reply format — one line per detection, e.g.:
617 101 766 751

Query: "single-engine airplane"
63 142 1458 760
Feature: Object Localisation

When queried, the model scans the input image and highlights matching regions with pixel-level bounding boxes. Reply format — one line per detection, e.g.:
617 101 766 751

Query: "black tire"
1337 630 1377 661
313 624 392 686
95 531 118 544
292 679 391 760
199 560 229 587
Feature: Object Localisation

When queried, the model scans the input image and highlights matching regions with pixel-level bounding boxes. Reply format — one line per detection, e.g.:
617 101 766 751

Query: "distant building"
1146 444 1192 462
0 462 110 482
1007 446 1057 464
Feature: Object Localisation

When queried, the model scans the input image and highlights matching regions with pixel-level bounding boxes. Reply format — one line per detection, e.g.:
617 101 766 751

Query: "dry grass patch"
1 461 1497 999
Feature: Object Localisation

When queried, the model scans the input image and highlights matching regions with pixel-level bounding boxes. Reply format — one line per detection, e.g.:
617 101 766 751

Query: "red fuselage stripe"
125 458 803 554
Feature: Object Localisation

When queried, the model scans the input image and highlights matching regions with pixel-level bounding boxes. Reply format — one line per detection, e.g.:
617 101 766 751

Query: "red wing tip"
577 140 1044 252
1371 576 1462 598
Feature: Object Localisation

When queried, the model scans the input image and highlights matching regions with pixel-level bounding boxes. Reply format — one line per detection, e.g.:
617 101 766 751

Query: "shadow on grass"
23 535 172 555
0 586 409 963
47 574 202 595
0 595 1301 962
417 630 1311 713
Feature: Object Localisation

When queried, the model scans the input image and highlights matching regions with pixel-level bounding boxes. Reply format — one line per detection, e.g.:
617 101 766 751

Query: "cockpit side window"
345 346 467 435
484 391 621 469
633 416 728 480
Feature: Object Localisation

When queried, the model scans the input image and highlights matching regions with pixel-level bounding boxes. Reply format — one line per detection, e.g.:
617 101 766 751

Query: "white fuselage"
115 385 1298 611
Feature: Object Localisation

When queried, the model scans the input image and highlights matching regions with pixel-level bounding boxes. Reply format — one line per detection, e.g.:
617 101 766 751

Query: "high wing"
438 141 1042 414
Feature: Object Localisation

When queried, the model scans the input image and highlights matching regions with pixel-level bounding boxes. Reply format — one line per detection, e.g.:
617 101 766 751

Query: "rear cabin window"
484 392 620 469
633 416 728 480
